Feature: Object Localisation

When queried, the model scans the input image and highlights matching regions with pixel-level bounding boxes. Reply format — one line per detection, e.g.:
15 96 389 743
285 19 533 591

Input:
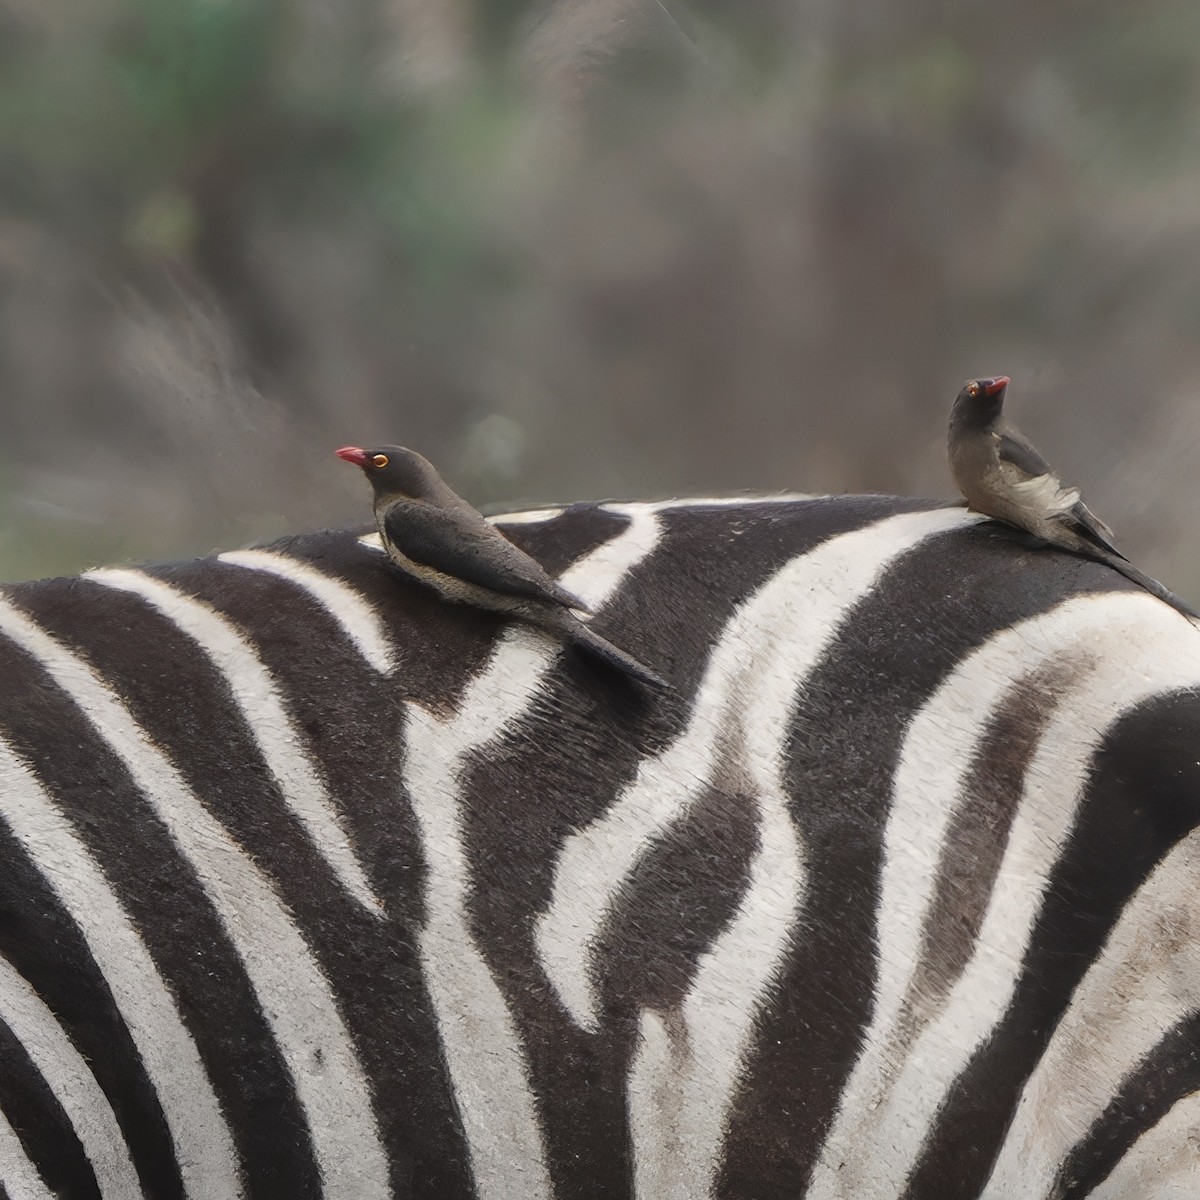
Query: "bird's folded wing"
995 431 1053 479
1000 464 1074 513
996 433 1078 510
995 431 1124 557
1060 500 1125 559
382 501 586 609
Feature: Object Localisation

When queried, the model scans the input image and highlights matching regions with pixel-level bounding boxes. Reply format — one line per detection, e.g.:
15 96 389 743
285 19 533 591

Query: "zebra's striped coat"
0 494 1197 1199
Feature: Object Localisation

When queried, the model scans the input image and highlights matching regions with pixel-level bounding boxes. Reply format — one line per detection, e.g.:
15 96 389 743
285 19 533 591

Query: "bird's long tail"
1096 553 1200 623
567 623 672 690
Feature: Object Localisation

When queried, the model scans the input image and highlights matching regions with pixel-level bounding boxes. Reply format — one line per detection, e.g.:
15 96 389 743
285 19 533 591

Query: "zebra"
0 491 1198 1199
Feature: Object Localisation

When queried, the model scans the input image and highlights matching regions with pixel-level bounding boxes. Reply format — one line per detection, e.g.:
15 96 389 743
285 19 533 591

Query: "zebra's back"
1 494 1197 1199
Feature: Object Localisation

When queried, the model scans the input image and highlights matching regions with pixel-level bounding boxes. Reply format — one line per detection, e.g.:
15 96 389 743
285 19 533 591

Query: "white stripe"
0 735 240 1198
488 494 822 528
0 952 144 1199
628 786 804 1200
357 494 828 554
983 826 1200 1199
86 568 382 915
0 1102 55 1200
497 494 824 520
813 600 1093 1190
810 593 1200 1199
402 504 662 1200
217 550 395 674
600 507 978 1198
538 507 982 1034
0 597 390 1200
1087 1090 1200 1200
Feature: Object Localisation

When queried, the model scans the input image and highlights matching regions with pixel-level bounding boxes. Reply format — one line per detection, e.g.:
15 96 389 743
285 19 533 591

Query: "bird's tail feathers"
556 584 595 615
1100 555 1200 623
1079 500 1116 543
568 623 671 689
1067 501 1124 559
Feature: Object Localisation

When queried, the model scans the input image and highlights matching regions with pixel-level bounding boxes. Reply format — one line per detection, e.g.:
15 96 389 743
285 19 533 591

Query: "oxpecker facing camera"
948 376 1199 621
336 444 670 688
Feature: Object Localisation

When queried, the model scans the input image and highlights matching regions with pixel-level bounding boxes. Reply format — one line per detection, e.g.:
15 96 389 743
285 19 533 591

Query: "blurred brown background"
3 0 1200 593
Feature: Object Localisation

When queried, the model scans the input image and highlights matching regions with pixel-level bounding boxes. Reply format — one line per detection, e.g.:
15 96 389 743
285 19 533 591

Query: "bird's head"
955 375 1010 420
336 444 442 501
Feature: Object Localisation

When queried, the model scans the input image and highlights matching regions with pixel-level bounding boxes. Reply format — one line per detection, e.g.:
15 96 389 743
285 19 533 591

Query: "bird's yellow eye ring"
967 382 981 397
372 454 389 468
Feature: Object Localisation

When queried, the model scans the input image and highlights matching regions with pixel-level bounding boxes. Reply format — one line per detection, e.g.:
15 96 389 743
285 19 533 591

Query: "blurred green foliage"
3 0 1200 592
117 0 270 137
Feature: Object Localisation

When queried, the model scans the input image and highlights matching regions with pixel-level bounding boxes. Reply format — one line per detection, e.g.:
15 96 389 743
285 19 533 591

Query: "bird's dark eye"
967 382 981 397
372 454 389 468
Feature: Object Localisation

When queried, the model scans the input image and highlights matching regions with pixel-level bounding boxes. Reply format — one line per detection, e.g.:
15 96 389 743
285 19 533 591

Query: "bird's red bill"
982 376 1010 397
336 446 370 466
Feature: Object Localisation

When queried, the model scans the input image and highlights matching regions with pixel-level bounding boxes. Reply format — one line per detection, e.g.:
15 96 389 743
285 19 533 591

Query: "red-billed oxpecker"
336 445 670 687
949 375 1198 621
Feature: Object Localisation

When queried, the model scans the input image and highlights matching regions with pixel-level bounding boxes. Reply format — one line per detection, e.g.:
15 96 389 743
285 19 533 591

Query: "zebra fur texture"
0 494 1198 1199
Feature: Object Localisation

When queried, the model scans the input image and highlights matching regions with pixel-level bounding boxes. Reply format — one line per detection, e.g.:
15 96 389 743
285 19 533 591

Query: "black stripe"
254 527 520 709
136 555 426 921
0 657 184 1200
1058 1016 1200 1198
496 503 638 576
0 833 179 1200
599 781 759 1014
0 1015 96 1199
910 664 1077 1029
462 497 933 1198
719 518 1101 1199
906 689 1200 1197
152 555 475 1199
0 589 318 1199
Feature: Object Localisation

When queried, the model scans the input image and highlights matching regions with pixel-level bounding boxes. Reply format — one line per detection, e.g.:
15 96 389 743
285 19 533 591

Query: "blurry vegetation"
3 0 1200 590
